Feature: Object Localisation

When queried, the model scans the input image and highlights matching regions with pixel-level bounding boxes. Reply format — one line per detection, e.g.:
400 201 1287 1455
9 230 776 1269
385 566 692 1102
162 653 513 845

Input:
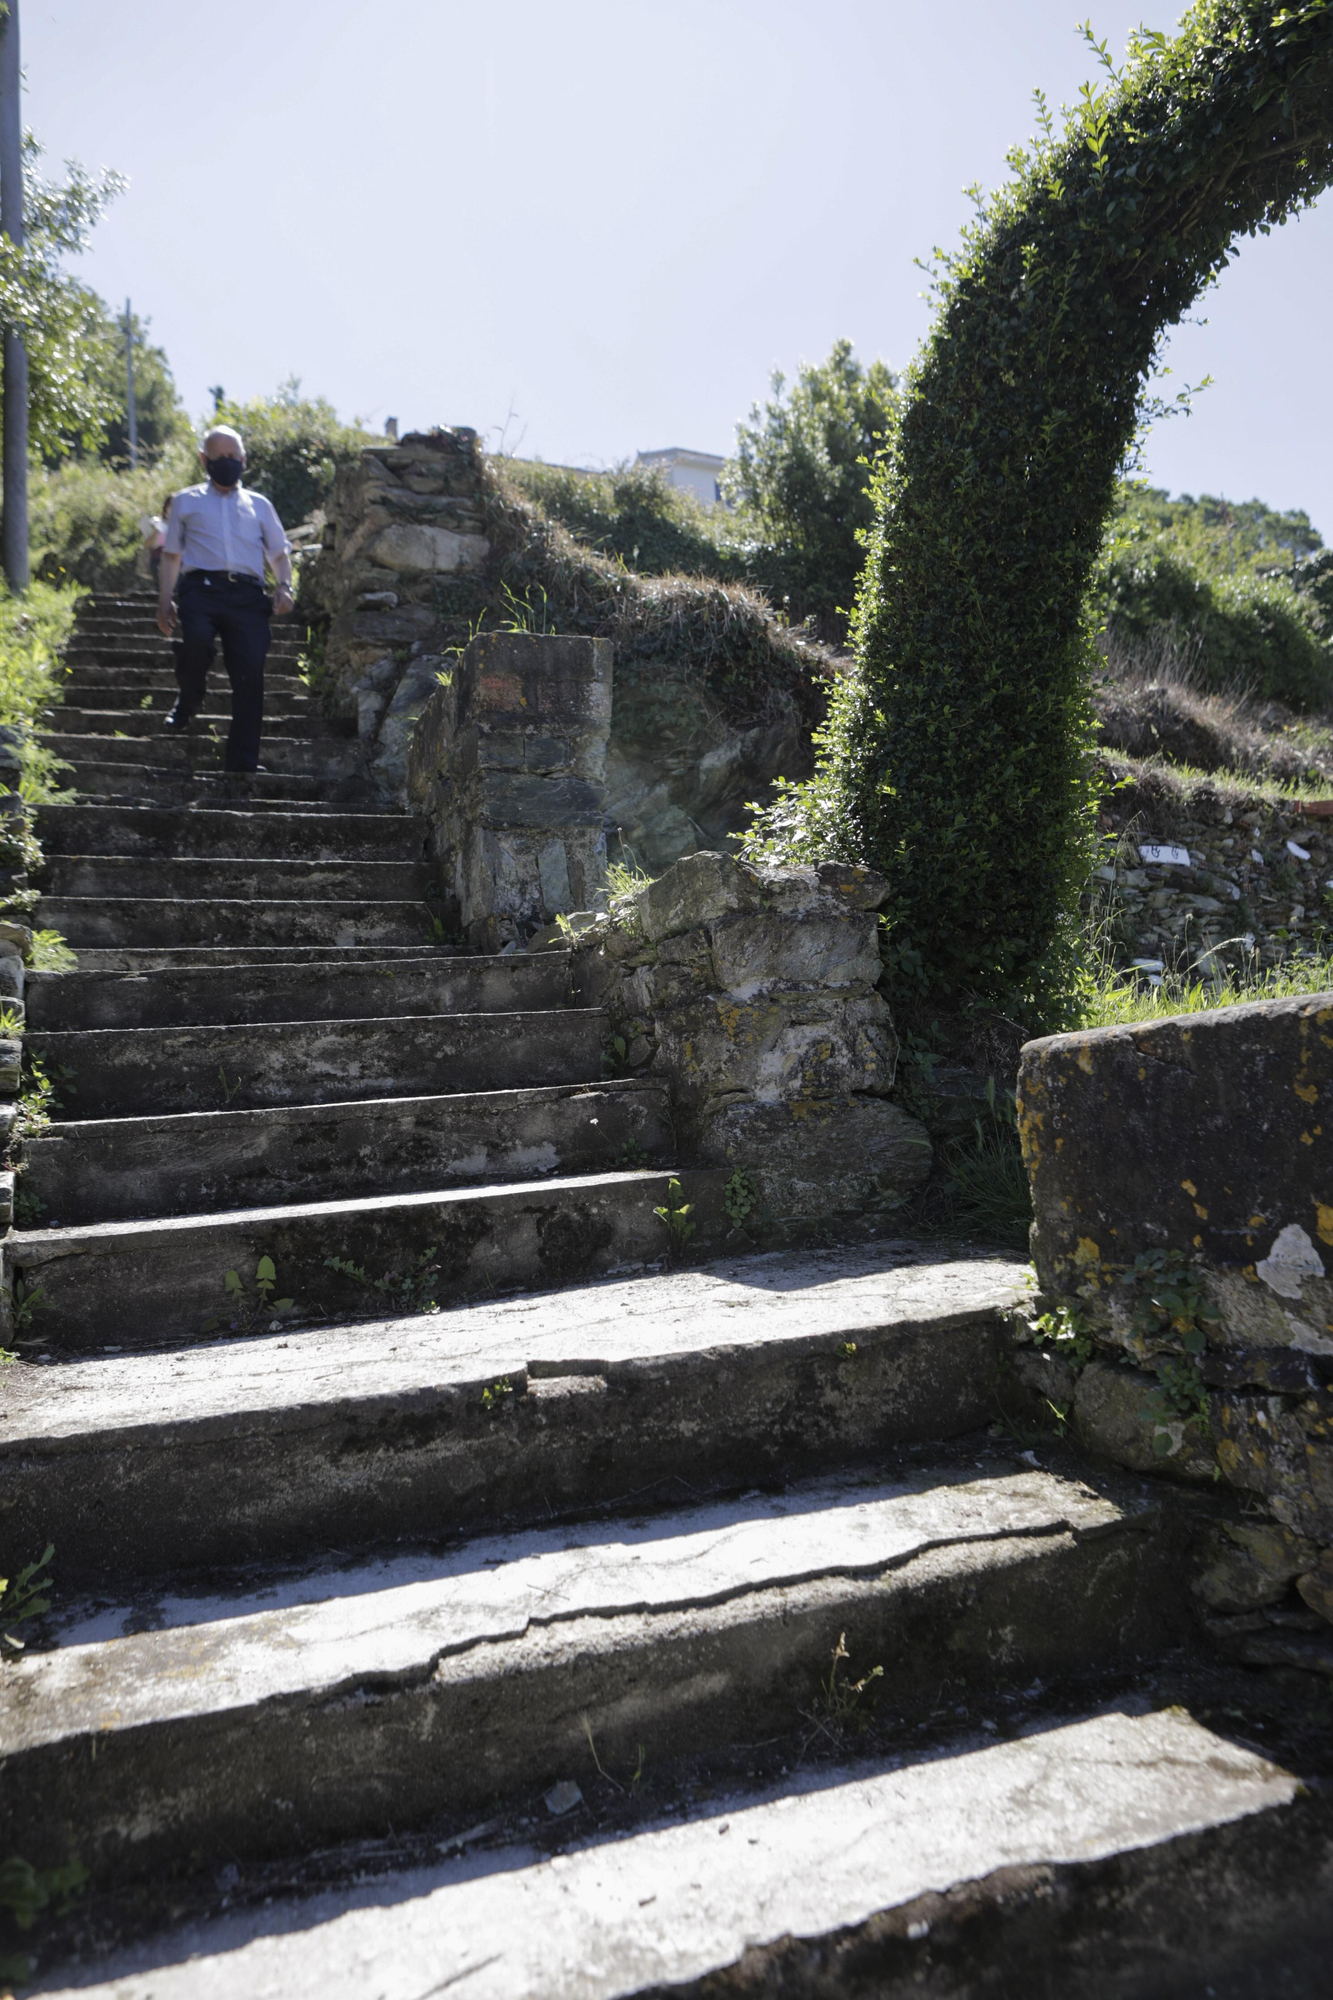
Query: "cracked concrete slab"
29 1709 1297 1999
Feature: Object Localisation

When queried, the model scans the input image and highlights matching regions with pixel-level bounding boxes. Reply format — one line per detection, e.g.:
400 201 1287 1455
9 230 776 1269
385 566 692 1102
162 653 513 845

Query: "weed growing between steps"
201 1258 296 1337
323 1247 442 1316
0 1854 87 1991
653 1178 696 1260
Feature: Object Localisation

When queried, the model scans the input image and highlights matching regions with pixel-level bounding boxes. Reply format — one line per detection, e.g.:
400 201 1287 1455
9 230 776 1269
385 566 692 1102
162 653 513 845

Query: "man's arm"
260 499 296 615
157 551 182 636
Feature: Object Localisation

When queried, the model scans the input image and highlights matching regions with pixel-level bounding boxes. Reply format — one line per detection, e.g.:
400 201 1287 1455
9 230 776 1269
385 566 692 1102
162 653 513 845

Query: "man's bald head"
202 425 244 461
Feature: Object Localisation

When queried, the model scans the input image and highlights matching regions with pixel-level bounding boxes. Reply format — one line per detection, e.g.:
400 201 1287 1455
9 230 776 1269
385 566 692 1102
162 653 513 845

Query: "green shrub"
506 460 741 585
30 443 197 592
744 2 1333 1021
213 381 375 527
0 579 81 797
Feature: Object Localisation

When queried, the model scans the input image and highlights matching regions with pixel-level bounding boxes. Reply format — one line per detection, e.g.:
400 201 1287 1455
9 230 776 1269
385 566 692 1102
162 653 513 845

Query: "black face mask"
206 455 243 488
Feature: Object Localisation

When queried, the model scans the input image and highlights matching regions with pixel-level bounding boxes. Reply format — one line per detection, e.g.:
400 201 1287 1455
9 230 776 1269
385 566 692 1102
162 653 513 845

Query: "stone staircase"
2 594 1331 1995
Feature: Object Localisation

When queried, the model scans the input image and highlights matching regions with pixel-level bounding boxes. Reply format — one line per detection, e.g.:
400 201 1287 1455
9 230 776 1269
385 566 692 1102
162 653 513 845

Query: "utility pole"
0 0 28 590
124 297 138 468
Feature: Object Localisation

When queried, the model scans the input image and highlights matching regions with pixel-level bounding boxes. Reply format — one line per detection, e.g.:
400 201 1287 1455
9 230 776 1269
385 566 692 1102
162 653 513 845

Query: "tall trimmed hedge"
744 1 1333 1018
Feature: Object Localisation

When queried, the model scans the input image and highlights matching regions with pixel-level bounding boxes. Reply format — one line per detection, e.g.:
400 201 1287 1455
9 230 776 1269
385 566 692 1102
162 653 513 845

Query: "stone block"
1214 1388 1333 1542
369 523 490 574
1074 1360 1219 1482
636 852 760 943
698 1096 931 1221
0 1038 19 1097
1018 995 1333 1347
475 771 607 830
1191 1521 1320 1613
0 921 30 963
655 991 898 1107
708 908 881 1000
461 633 613 738
0 953 23 1003
1297 1553 1333 1624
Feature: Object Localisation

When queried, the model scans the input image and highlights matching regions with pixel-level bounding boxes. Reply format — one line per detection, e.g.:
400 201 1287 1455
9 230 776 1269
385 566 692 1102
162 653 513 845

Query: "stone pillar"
408 630 613 951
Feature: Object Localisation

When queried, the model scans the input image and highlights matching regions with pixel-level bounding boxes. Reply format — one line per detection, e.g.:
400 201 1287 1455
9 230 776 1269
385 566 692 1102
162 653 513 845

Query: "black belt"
183 568 266 585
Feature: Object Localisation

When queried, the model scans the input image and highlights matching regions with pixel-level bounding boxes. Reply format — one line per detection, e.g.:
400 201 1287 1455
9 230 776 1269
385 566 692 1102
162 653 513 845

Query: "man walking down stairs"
2 591 1332 1996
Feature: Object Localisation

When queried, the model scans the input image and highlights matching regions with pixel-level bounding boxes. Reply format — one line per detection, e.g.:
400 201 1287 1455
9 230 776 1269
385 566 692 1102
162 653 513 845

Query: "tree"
723 339 897 642
78 299 190 466
744 1 1333 1018
0 133 123 458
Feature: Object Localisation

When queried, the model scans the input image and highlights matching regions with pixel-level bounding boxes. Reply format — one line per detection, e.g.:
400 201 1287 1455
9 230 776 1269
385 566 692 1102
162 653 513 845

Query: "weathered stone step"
36 896 434 949
0 1460 1182 1890
55 667 307 699
40 730 358 778
3 1246 1024 1579
64 640 306 664
33 803 420 862
54 683 310 718
57 943 460 971
28 949 558 1031
2 1166 728 1349
22 1077 671 1224
30 1005 605 1117
64 768 353 806
47 706 315 738
27 1710 1309 2000
38 854 427 903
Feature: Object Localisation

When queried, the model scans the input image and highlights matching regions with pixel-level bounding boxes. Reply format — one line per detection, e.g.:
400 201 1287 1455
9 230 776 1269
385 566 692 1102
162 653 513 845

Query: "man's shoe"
162 706 196 734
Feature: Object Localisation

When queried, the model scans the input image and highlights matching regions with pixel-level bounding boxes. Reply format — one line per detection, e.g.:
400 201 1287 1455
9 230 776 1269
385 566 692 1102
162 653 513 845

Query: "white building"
635 447 727 508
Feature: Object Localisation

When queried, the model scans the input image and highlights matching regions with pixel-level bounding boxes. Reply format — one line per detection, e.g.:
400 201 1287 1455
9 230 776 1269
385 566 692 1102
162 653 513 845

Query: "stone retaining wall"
1095 771 1333 978
1016 995 1333 1666
569 851 932 1232
407 631 613 951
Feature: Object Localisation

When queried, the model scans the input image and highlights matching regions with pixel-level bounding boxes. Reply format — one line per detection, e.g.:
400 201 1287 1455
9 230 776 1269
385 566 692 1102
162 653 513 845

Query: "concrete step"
64 768 357 806
24 1708 1314 2000
37 854 428 903
50 943 461 972
55 668 308 700
47 706 314 738
35 896 436 949
21 1077 672 1224
1 1165 728 1349
40 730 358 778
30 1004 606 1117
33 803 421 862
28 950 564 1031
64 640 306 665
3 1245 1025 1578
0 1457 1186 1890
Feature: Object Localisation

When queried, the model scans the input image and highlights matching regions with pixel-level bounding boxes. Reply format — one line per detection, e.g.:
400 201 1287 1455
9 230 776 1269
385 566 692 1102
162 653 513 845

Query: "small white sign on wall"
1139 844 1191 867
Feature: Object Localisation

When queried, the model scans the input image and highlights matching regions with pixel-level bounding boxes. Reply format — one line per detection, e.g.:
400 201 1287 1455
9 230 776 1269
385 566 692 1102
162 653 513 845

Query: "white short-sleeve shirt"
164 482 290 581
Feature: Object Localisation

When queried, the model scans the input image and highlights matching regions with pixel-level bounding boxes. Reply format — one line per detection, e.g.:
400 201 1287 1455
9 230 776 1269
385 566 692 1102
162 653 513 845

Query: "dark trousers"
175 572 272 772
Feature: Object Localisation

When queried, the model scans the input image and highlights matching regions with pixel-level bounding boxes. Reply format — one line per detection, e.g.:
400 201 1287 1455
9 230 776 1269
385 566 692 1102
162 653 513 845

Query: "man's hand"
273 584 296 617
157 599 178 638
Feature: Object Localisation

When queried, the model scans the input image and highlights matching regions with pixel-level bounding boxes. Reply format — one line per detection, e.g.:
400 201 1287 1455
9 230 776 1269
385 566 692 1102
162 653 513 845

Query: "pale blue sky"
23 0 1333 535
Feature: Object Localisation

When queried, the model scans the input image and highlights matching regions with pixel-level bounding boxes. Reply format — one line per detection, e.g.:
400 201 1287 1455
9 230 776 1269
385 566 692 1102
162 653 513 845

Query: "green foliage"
1032 1300 1095 1372
1081 935 1333 1027
0 1849 87 1988
0 1542 54 1650
30 438 198 592
507 459 741 585
0 580 80 798
213 379 375 527
1096 499 1333 707
724 339 899 642
0 133 124 458
652 1176 695 1256
940 1081 1033 1249
76 298 191 466
324 1246 441 1315
201 1256 296 1335
488 465 832 732
723 1166 761 1228
480 1376 514 1415
748 2 1333 1019
1120 1247 1220 1360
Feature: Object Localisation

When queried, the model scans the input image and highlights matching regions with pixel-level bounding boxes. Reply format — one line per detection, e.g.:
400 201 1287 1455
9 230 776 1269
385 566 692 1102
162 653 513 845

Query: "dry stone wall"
569 851 932 1232
1095 772 1333 978
407 631 613 951
1015 995 1333 1666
